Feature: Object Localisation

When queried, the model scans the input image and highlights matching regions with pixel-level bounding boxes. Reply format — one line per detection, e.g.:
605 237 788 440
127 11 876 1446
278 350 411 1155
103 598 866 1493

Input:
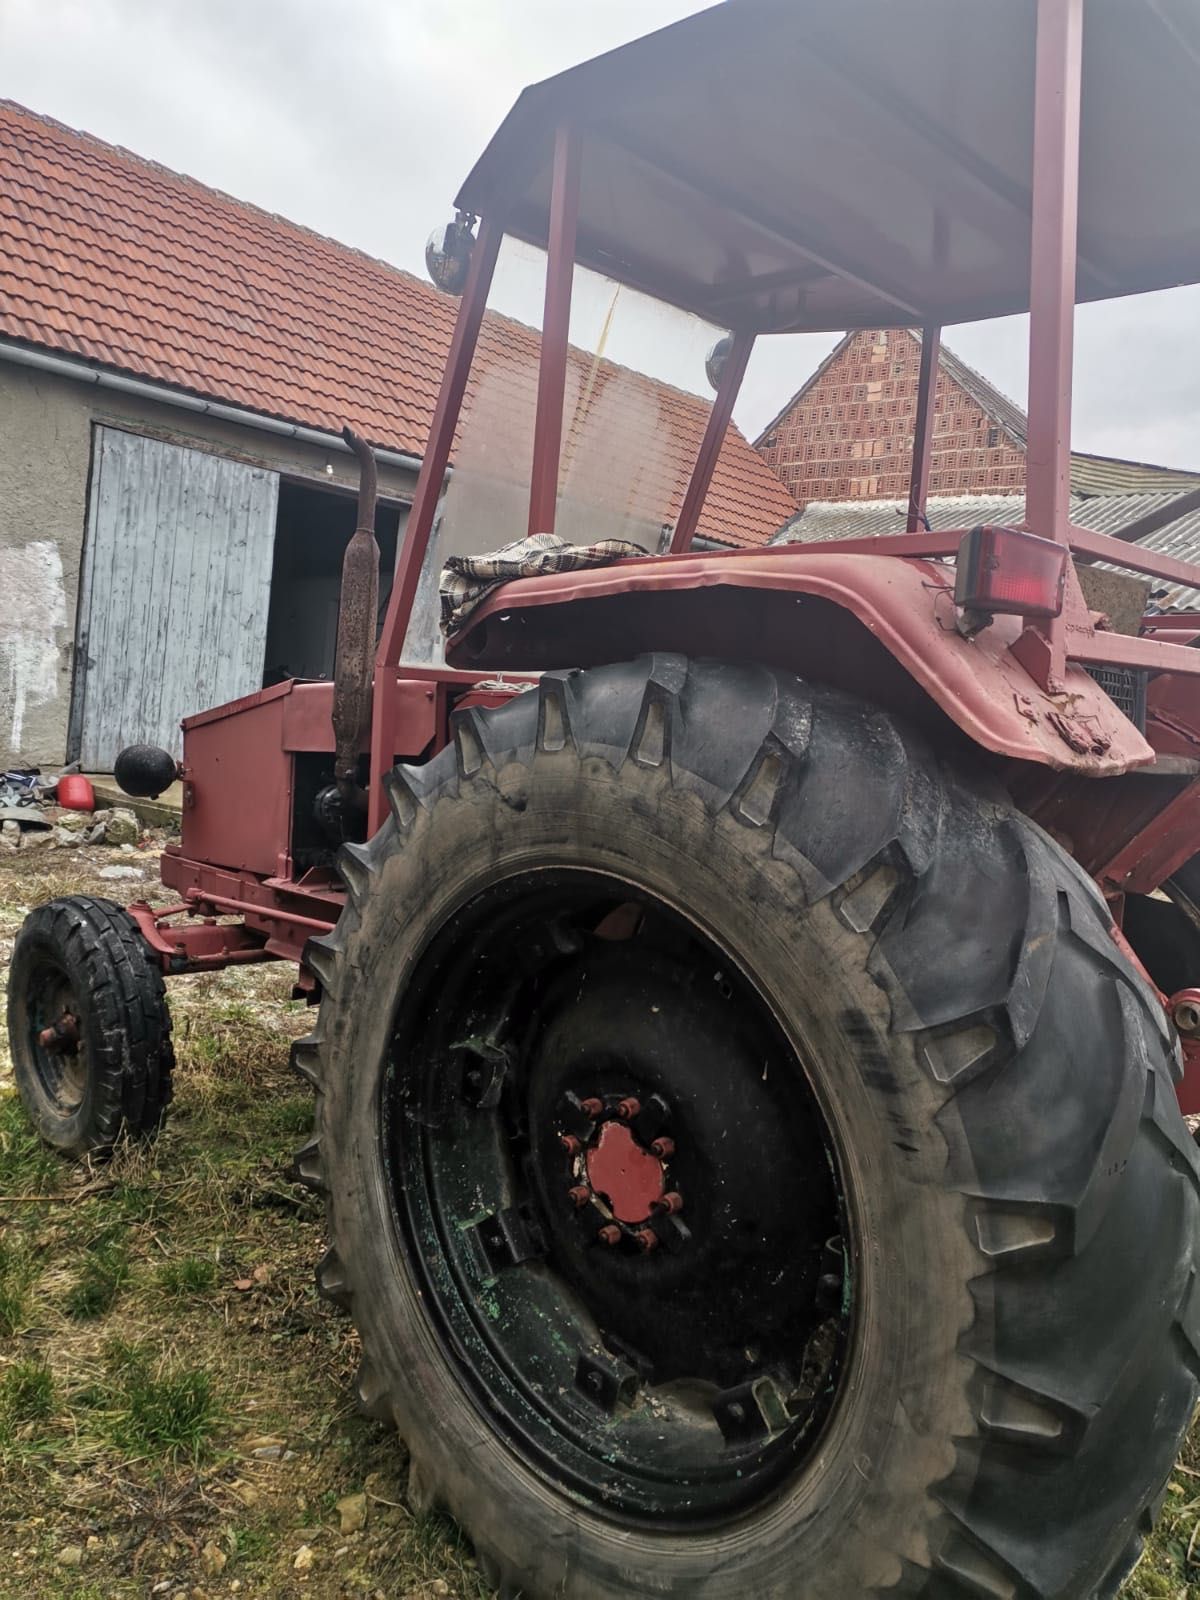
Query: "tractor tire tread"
295 657 1198 1599
8 895 174 1157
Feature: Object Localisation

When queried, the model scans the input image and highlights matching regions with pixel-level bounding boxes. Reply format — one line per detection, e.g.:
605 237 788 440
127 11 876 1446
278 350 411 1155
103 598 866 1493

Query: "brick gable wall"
757 328 1027 504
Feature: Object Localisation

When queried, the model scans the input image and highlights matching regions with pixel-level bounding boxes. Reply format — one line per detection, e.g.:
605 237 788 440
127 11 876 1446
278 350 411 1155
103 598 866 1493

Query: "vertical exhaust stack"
332 426 381 811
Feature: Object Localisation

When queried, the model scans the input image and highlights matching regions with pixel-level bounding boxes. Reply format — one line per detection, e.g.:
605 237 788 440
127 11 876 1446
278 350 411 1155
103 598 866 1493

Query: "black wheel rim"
384 869 853 1527
24 957 87 1116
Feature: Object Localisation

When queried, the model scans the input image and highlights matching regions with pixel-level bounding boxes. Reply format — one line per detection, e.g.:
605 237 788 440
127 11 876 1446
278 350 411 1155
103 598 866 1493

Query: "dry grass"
0 839 1197 1596
0 839 490 1599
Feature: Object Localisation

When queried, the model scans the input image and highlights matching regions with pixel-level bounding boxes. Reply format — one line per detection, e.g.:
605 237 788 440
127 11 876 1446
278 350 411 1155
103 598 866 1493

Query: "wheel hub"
556 1090 689 1254
28 974 88 1112
37 1012 79 1055
584 1119 666 1223
387 873 850 1524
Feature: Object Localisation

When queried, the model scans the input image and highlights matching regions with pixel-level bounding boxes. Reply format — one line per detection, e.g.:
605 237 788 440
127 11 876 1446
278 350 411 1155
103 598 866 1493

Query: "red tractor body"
17 7 1200 1592
127 0 1200 1098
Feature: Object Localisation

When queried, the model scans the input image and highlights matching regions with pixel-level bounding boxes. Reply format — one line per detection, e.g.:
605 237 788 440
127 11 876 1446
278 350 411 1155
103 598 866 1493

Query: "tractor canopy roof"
456 0 1200 334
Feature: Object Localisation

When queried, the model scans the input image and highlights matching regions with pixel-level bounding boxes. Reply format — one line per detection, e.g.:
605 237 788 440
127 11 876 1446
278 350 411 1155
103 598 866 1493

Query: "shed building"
0 101 795 771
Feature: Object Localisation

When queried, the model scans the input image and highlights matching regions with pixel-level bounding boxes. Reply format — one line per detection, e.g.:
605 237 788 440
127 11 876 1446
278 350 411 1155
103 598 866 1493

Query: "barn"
0 101 795 772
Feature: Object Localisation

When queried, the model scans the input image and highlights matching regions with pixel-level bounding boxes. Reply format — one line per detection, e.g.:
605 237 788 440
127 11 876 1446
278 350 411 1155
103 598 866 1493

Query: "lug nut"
568 1185 591 1209
597 1224 622 1247
617 1097 641 1121
579 1097 604 1118
650 1137 674 1159
559 1134 582 1156
651 1191 684 1215
634 1227 659 1253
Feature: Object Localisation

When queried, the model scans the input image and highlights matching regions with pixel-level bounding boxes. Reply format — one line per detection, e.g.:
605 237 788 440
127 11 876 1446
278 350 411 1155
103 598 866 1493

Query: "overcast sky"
4 0 1200 466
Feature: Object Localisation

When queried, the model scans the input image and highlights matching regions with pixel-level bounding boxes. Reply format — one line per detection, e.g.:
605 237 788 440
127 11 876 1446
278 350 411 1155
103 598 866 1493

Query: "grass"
0 1239 38 1339
64 1230 129 1319
0 1092 62 1195
0 837 1196 1596
156 1255 218 1296
102 1339 217 1460
1 1358 55 1423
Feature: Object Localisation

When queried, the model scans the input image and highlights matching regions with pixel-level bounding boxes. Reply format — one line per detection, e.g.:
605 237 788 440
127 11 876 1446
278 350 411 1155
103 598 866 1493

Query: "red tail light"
955 525 1067 619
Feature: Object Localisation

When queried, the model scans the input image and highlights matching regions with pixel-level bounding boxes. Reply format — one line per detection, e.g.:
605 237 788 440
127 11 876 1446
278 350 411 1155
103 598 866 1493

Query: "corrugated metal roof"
777 489 1200 612
772 493 1040 544
0 100 797 550
1069 455 1200 497
1073 492 1200 610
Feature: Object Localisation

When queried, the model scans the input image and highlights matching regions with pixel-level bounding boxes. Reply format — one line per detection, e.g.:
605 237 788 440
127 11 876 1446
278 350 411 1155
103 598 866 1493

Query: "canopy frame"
371 0 1200 751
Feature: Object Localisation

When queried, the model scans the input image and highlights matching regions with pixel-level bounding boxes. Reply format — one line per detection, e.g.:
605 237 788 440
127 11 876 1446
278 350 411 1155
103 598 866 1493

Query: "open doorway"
262 478 406 685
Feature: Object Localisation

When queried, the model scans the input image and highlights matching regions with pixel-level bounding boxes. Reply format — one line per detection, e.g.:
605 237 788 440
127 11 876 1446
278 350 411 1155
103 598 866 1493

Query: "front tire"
8 896 174 1159
296 657 1200 1599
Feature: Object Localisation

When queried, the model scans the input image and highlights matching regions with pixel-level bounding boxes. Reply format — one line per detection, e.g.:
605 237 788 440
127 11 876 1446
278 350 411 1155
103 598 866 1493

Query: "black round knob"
113 744 178 799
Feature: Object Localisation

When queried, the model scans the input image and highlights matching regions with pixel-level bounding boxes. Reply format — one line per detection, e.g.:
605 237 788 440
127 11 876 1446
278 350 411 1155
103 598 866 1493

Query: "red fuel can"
57 774 95 812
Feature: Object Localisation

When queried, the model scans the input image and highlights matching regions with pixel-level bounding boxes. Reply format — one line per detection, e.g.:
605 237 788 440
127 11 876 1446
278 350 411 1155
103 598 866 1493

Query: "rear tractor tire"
295 656 1200 1600
8 896 174 1159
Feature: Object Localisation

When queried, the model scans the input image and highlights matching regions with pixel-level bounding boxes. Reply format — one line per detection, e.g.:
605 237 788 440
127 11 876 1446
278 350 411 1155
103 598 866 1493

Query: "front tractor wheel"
8 897 174 1159
296 657 1200 1600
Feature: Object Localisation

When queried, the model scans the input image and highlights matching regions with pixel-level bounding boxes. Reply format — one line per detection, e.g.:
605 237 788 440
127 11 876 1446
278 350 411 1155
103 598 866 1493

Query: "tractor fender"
444 549 1154 775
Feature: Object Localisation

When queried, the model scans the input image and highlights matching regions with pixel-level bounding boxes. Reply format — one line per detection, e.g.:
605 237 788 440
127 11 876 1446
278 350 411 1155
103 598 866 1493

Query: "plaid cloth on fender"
439 532 646 633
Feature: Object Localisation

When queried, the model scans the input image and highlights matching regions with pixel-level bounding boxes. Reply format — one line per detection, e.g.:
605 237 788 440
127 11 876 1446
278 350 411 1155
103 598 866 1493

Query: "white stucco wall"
0 539 69 759
0 365 90 767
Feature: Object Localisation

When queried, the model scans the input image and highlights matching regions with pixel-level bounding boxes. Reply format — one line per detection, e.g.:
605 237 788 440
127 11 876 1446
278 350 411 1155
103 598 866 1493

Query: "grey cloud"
2 0 1199 464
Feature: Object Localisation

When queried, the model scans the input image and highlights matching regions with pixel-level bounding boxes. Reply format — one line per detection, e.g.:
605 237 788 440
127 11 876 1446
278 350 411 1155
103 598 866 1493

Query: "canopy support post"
1020 0 1083 690
368 214 502 834
528 125 582 537
906 325 940 532
670 330 755 553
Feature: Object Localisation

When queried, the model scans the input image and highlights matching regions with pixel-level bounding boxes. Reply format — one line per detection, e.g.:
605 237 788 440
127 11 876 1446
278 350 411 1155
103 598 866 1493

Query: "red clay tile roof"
0 100 796 548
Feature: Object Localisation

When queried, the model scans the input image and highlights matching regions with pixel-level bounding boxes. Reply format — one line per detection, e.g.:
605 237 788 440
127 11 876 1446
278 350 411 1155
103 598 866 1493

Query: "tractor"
9 1 1200 1594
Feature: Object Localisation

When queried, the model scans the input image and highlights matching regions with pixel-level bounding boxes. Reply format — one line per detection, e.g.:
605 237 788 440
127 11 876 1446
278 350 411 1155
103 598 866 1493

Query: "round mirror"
705 333 734 391
425 216 475 296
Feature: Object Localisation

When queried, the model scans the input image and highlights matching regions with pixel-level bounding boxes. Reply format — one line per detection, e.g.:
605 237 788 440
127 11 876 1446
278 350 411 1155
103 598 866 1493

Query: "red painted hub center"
585 1120 666 1224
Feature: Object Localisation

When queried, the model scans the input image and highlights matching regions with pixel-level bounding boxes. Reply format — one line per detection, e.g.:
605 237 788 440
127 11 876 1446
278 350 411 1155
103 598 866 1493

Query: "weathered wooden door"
73 429 279 768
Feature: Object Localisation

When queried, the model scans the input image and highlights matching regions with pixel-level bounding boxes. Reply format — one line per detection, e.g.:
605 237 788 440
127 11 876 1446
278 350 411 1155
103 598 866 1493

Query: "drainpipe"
0 338 428 477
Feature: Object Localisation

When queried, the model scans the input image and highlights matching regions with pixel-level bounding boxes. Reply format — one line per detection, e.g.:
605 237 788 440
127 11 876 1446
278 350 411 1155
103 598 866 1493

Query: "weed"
111 1181 172 1228
105 1341 217 1461
267 1095 315 1137
158 1256 217 1297
0 1357 55 1422
102 1333 140 1373
0 1239 36 1338
231 1524 275 1561
71 1381 107 1411
177 1006 286 1085
65 1231 129 1320
0 1095 62 1196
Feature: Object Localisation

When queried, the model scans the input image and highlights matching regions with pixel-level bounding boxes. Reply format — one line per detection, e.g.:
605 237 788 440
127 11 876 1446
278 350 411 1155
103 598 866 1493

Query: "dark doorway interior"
263 478 405 685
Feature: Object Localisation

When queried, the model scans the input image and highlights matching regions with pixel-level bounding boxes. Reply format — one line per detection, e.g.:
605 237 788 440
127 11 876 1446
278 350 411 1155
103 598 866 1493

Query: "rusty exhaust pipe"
332 426 380 812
